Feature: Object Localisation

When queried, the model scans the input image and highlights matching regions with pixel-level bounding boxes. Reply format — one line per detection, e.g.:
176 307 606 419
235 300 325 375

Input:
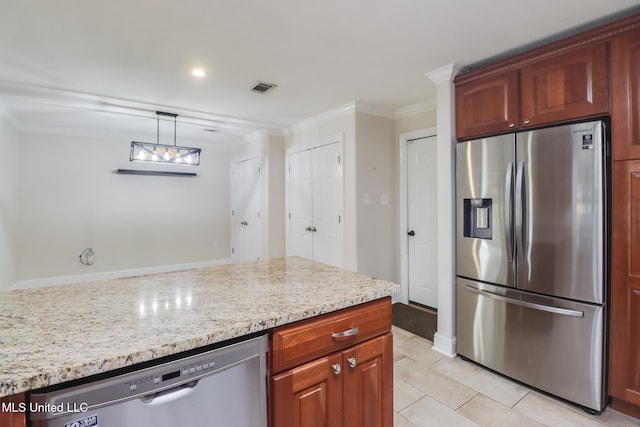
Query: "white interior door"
231 156 261 263
311 142 343 268
244 157 261 262
407 136 438 308
288 150 313 260
231 160 246 263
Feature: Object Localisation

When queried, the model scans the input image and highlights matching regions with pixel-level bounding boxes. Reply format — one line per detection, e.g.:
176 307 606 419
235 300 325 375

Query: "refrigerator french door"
456 120 607 412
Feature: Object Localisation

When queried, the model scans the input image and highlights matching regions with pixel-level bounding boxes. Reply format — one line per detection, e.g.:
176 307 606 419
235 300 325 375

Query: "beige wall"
0 112 19 290
264 133 285 259
14 131 232 283
395 108 437 136
355 112 396 282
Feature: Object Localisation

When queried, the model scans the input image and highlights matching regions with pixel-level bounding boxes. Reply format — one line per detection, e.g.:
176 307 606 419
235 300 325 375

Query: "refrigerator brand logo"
581 134 594 150
64 415 97 427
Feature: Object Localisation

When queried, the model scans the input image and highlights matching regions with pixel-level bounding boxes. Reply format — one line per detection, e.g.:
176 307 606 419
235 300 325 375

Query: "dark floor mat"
392 303 437 342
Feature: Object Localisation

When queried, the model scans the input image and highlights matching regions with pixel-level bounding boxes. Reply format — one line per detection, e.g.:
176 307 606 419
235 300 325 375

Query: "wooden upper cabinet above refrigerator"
455 70 519 139
611 27 640 160
520 42 609 128
455 41 610 140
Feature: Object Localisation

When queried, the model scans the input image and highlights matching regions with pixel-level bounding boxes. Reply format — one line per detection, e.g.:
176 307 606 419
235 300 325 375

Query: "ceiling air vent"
251 81 278 94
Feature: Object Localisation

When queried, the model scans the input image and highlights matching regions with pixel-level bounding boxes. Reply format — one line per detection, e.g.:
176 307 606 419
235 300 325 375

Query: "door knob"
347 357 357 368
332 364 341 375
407 230 415 236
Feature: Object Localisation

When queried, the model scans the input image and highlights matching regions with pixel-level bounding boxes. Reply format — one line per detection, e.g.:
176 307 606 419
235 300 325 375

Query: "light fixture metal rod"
155 111 179 146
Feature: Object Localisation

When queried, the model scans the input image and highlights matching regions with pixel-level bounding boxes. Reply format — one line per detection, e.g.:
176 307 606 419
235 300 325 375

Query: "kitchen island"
0 257 398 412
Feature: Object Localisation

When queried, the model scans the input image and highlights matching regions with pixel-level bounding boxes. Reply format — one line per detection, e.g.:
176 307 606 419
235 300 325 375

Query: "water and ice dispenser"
462 198 492 239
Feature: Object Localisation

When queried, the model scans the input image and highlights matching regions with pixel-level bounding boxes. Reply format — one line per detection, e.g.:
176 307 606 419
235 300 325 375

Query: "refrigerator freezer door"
457 135 515 287
456 278 605 412
515 121 605 304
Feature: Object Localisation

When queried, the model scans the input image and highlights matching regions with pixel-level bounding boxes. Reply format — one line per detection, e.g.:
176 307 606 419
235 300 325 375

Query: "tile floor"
392 326 640 427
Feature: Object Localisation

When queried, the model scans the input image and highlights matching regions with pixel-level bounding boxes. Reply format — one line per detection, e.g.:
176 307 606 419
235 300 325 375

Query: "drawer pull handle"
633 289 640 296
347 357 357 368
331 327 359 338
332 364 341 375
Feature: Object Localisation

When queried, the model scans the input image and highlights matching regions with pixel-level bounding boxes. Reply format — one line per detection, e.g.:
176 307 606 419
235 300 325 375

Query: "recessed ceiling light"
192 69 206 77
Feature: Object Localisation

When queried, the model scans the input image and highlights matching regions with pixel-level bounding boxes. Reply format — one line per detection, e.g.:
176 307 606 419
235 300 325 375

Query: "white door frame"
398 127 437 305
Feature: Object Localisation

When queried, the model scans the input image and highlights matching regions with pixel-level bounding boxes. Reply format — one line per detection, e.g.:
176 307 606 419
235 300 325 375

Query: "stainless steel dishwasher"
29 333 268 427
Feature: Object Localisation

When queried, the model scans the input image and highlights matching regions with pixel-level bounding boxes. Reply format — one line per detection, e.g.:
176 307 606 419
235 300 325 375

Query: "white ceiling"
1 0 640 147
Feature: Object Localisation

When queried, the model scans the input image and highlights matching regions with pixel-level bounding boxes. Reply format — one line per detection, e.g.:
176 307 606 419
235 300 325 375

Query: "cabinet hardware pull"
305 226 312 231
332 364 341 375
633 289 640 296
523 119 531 125
332 327 359 338
508 123 515 128
312 226 317 232
347 357 357 368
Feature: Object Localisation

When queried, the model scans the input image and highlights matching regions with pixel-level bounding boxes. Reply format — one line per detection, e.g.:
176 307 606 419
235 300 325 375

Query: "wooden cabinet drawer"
270 298 391 374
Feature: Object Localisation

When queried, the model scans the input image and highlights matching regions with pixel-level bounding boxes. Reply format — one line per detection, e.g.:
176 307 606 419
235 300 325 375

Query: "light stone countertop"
0 257 399 397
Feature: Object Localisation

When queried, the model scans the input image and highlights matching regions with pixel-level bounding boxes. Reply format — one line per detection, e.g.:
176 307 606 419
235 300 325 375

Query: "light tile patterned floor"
392 326 640 427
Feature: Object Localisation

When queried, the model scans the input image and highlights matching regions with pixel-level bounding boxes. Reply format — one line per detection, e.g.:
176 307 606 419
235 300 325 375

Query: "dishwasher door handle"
140 380 198 406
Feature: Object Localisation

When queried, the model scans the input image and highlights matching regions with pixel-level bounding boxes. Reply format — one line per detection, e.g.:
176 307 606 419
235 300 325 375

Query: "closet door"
311 143 343 268
287 142 343 267
244 157 261 262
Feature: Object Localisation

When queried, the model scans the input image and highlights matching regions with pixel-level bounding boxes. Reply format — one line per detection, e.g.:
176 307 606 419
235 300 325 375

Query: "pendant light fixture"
130 111 201 166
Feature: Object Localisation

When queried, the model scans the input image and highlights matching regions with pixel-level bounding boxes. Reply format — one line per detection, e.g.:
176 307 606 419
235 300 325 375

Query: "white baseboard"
11 258 233 290
432 332 457 358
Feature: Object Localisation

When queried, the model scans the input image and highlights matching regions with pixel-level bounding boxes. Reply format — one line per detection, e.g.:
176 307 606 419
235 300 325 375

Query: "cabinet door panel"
455 70 519 139
612 28 640 160
626 289 640 406
272 354 343 427
342 334 393 427
520 42 609 127
610 161 640 417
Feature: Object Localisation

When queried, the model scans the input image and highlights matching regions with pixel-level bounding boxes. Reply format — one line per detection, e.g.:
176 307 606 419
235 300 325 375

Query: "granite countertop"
0 257 399 397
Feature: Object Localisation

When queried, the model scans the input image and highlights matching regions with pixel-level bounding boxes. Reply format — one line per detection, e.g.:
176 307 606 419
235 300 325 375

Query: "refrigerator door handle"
514 161 525 265
504 162 514 262
464 285 584 318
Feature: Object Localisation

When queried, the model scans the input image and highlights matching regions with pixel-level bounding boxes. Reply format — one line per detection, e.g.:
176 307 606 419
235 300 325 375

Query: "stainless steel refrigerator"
456 120 607 412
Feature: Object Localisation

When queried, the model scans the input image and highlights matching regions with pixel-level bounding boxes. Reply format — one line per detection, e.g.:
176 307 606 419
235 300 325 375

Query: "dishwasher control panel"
125 357 216 394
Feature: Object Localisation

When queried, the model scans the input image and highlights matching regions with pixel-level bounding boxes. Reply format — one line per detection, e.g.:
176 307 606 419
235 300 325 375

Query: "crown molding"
289 102 356 133
288 100 397 134
395 99 437 119
353 102 395 119
426 63 466 84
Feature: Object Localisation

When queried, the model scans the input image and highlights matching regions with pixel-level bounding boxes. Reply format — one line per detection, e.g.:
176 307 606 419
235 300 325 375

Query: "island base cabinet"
272 333 392 427
0 394 26 427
